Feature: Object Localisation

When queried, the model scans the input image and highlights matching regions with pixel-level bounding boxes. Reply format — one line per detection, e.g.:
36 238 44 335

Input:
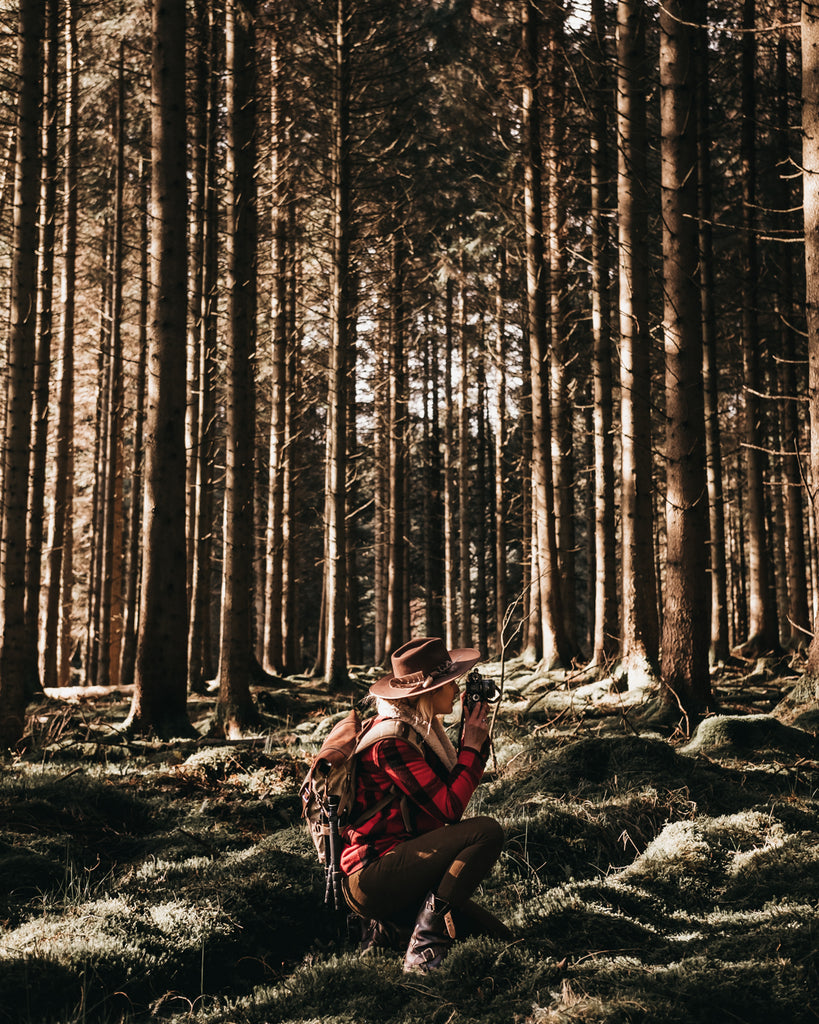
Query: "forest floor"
1 654 819 1024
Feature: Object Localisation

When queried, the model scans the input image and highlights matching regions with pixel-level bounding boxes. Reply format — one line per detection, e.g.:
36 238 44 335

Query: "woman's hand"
460 699 490 753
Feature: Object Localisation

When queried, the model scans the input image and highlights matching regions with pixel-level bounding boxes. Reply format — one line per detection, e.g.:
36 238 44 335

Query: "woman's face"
431 678 459 717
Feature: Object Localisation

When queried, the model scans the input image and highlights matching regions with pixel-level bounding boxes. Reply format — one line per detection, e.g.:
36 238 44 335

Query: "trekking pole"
324 794 344 912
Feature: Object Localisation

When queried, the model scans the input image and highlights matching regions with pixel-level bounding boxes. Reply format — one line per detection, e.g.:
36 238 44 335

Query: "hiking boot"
402 892 456 973
359 916 413 954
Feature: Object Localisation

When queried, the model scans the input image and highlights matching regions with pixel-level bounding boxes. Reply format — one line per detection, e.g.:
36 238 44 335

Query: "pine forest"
5 3 819 1022
1 0 819 744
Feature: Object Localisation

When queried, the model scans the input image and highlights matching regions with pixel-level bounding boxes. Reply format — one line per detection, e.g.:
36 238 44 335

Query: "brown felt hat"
369 636 482 700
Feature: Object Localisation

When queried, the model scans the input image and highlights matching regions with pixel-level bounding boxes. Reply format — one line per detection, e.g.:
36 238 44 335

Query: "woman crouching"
340 636 510 972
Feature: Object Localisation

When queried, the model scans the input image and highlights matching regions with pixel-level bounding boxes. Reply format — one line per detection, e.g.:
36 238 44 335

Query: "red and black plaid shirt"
339 719 487 876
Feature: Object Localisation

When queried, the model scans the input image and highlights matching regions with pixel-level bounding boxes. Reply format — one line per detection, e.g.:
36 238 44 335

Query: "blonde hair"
372 693 439 735
414 693 438 727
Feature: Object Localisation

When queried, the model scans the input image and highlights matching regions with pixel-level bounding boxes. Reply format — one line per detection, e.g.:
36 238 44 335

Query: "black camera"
463 668 501 713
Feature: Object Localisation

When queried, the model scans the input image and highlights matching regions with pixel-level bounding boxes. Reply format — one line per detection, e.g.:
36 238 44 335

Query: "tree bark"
443 277 458 650
545 6 576 655
588 0 618 670
520 321 540 664
738 0 779 656
384 229 407 658
617 0 659 685
98 44 126 689
185 0 210 605
345 273 363 665
775 0 810 650
373 306 388 663
282 222 302 670
423 320 444 640
458 275 472 649
521 0 569 669
217 0 259 732
802 0 819 689
43 0 78 691
695 0 730 665
187 1 220 693
731 444 749 644
120 160 148 691
85 231 110 687
126 0 192 738
264 7 291 674
324 0 351 688
0 0 43 746
493 248 509 655
659 0 713 724
186 2 219 696
475 341 489 655
24 0 58 693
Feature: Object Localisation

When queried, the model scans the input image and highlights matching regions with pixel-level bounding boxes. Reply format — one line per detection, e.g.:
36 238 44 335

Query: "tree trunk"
120 160 148 691
217 0 259 733
0 128 14 226
85 227 110 687
43 0 78 691
443 277 458 650
493 248 509 655
385 229 407 657
98 44 126 689
802 0 819 689
520 342 540 664
588 0 618 670
769 419 791 644
739 0 779 656
617 0 659 685
188 2 220 693
0 0 43 747
458 276 472 648
125 0 192 738
732 444 750 644
475 342 489 655
521 0 569 669
185 0 210 609
282 221 301 670
24 0 58 694
808 465 819 624
423 321 444 640
775 0 810 650
346 274 363 665
324 0 350 688
373 307 388 663
264 8 290 674
659 0 713 725
24 0 58 696
546 7 576 655
694 0 730 666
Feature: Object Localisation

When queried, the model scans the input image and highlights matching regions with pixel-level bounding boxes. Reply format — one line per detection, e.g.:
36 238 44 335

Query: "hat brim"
369 647 482 699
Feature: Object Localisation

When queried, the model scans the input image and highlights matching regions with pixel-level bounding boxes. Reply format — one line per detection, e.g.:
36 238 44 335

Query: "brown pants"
343 816 507 936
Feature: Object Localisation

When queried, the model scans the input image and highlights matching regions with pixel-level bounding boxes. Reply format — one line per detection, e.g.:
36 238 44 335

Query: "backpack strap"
349 719 426 833
354 718 425 758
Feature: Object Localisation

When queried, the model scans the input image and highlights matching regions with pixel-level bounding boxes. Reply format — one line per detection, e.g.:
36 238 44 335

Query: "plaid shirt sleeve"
372 736 485 826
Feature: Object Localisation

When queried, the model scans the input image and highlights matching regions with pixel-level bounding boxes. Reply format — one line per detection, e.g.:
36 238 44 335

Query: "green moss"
682 714 818 760
5 689 819 1024
0 850 64 900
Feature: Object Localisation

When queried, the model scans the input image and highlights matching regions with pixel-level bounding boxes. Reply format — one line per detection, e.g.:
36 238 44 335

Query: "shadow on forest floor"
1 656 819 1023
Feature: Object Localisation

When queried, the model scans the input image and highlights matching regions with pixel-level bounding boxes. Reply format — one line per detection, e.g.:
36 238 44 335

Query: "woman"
340 636 509 973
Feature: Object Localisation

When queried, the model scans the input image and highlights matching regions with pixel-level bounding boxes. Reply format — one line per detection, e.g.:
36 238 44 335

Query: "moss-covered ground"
1 657 818 1023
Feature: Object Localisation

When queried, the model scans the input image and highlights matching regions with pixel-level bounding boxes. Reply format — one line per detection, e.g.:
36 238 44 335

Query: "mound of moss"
0 840 325 1021
682 714 817 760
